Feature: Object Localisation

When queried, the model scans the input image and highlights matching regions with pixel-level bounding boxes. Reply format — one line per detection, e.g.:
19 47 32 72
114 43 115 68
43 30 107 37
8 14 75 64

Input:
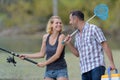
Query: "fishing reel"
7 55 17 66
0 48 37 66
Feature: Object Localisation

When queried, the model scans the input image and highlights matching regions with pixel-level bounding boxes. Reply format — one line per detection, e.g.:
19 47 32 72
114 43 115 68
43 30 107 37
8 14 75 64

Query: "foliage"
0 0 120 35
0 0 52 27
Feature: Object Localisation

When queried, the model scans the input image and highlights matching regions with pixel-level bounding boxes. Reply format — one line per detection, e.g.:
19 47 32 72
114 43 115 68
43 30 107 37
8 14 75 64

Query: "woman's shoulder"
59 33 65 38
43 33 49 38
58 33 65 41
42 34 49 41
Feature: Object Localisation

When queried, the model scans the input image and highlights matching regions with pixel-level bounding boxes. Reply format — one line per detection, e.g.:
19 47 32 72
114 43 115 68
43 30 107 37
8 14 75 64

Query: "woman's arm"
19 34 48 59
37 34 65 67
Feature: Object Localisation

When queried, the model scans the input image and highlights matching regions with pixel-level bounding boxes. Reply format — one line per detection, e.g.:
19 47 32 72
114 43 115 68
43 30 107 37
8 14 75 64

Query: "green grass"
0 50 120 80
0 52 45 80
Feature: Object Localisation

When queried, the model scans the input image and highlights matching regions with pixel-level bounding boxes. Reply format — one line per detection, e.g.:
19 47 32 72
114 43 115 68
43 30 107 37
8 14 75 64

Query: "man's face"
69 14 77 28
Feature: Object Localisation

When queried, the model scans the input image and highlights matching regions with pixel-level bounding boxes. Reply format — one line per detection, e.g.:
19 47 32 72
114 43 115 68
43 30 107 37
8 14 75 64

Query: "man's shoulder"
88 23 103 33
89 23 97 28
88 23 100 30
85 23 97 30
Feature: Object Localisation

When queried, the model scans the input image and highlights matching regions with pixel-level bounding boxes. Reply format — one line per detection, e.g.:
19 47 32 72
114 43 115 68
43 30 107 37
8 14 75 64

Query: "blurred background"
0 0 120 80
0 0 120 52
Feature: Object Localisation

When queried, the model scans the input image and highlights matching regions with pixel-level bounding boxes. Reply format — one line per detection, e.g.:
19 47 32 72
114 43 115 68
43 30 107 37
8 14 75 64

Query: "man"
65 10 115 80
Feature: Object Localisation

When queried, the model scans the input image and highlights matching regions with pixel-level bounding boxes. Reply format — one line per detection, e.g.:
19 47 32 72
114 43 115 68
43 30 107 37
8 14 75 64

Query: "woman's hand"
19 54 28 59
37 62 47 67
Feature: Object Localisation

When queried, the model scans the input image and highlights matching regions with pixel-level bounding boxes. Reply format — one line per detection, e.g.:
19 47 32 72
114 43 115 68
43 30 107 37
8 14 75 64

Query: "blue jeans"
82 66 105 80
44 68 68 79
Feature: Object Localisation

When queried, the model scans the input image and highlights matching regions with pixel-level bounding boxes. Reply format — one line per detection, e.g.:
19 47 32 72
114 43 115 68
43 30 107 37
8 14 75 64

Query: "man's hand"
110 63 116 70
64 35 72 44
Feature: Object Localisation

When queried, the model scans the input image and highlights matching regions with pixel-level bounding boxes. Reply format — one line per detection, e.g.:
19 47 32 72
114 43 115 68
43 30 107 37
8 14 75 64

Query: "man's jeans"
82 66 105 80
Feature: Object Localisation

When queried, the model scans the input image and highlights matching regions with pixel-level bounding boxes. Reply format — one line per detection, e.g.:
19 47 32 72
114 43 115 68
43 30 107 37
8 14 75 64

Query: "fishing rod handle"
24 58 38 64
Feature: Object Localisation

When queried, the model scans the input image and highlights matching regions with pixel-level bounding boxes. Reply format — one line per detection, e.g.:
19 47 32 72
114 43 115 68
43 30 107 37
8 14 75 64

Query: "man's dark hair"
70 10 84 21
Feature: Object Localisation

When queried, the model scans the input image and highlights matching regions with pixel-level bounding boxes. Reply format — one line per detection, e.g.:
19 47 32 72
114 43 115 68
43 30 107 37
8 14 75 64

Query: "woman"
19 16 68 80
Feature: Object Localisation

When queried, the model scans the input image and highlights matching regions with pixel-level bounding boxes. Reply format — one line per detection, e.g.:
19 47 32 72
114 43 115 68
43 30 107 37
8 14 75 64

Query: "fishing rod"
0 47 38 66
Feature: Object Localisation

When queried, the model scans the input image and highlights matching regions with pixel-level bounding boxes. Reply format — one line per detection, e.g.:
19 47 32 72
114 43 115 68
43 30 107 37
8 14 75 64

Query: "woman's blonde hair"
46 16 64 34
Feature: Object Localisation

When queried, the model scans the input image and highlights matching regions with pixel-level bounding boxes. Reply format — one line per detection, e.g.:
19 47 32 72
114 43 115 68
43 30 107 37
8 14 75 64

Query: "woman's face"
52 18 62 32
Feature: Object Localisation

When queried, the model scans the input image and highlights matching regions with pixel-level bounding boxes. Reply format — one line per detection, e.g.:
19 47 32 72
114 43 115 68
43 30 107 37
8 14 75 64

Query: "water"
0 36 42 52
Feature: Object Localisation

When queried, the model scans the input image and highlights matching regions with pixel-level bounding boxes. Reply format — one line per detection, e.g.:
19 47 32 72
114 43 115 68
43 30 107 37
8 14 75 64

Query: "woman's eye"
55 22 58 24
55 22 62 24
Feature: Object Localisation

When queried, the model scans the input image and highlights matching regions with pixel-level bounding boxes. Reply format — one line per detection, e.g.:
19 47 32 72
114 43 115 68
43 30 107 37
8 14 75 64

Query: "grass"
0 52 45 80
0 50 120 80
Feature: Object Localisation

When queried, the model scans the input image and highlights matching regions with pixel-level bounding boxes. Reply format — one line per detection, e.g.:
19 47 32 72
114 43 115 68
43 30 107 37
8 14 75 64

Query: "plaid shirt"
74 23 106 74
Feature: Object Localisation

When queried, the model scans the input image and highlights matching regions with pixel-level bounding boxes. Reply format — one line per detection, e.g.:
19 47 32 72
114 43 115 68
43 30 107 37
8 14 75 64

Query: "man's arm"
101 41 116 70
67 42 79 57
65 35 79 57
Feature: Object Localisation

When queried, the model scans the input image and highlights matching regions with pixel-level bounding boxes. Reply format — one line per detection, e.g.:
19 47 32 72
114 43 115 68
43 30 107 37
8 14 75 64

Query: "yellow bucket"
101 67 120 80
